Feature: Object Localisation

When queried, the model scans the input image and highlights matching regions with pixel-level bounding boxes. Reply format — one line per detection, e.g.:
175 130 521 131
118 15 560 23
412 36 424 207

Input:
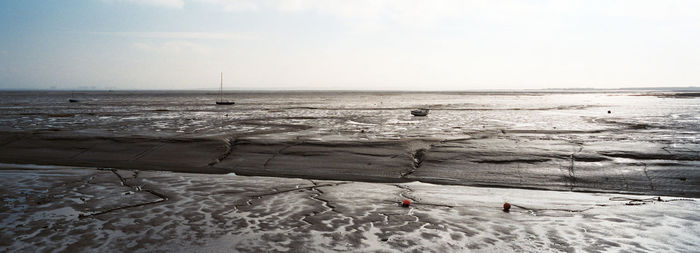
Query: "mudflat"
1 129 697 197
1 91 699 251
1 167 697 252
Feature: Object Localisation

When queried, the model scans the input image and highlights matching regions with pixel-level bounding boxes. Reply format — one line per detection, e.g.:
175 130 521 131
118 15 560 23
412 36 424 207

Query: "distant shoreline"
1 86 699 93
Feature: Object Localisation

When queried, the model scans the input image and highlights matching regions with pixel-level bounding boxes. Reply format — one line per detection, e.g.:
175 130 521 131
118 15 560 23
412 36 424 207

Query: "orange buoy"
402 199 411 207
503 202 511 212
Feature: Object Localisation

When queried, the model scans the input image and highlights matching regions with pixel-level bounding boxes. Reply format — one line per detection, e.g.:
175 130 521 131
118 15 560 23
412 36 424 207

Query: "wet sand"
1 130 697 197
0 166 697 252
0 131 230 174
1 91 699 251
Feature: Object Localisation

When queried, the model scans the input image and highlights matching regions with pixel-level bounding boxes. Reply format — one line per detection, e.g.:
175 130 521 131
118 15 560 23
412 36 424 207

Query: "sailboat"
216 72 235 105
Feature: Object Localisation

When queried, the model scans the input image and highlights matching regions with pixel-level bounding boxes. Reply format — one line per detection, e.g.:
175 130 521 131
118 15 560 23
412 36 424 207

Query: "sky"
1 0 699 90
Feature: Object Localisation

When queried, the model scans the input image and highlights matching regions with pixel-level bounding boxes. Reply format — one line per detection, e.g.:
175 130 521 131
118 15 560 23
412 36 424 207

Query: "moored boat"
411 108 429 116
216 72 235 105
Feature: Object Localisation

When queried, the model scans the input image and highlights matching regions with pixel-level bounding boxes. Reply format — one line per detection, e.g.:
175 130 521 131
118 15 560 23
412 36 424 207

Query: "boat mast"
219 72 223 102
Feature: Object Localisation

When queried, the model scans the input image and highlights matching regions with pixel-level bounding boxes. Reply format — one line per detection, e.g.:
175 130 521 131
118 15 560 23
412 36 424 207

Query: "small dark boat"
216 72 235 105
411 108 429 116
68 92 79 103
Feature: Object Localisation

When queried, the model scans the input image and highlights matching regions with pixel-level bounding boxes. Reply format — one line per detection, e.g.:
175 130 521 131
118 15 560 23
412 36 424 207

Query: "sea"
1 90 698 143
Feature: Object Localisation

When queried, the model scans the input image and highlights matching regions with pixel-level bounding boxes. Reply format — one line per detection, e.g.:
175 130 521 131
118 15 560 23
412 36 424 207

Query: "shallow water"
1 91 698 143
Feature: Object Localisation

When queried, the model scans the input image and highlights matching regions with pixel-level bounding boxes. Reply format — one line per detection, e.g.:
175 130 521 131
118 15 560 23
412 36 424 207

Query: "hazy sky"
1 0 699 90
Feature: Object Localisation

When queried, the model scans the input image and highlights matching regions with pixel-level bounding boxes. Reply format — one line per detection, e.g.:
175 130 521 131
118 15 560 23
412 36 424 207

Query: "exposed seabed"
0 165 697 252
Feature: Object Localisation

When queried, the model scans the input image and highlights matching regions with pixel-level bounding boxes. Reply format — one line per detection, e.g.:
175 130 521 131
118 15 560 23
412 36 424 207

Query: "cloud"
102 0 700 29
103 0 185 8
132 41 211 54
87 31 255 40
188 0 700 29
193 0 259 12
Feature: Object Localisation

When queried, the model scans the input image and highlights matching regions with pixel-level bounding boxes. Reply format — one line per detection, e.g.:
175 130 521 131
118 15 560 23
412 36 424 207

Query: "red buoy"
503 202 511 212
402 199 411 207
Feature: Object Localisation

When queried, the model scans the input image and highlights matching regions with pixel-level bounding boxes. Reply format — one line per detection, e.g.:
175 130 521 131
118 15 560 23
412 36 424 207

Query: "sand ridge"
1 130 697 197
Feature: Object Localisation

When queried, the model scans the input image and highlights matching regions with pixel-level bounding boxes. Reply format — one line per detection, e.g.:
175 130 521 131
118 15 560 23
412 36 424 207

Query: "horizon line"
1 86 699 92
